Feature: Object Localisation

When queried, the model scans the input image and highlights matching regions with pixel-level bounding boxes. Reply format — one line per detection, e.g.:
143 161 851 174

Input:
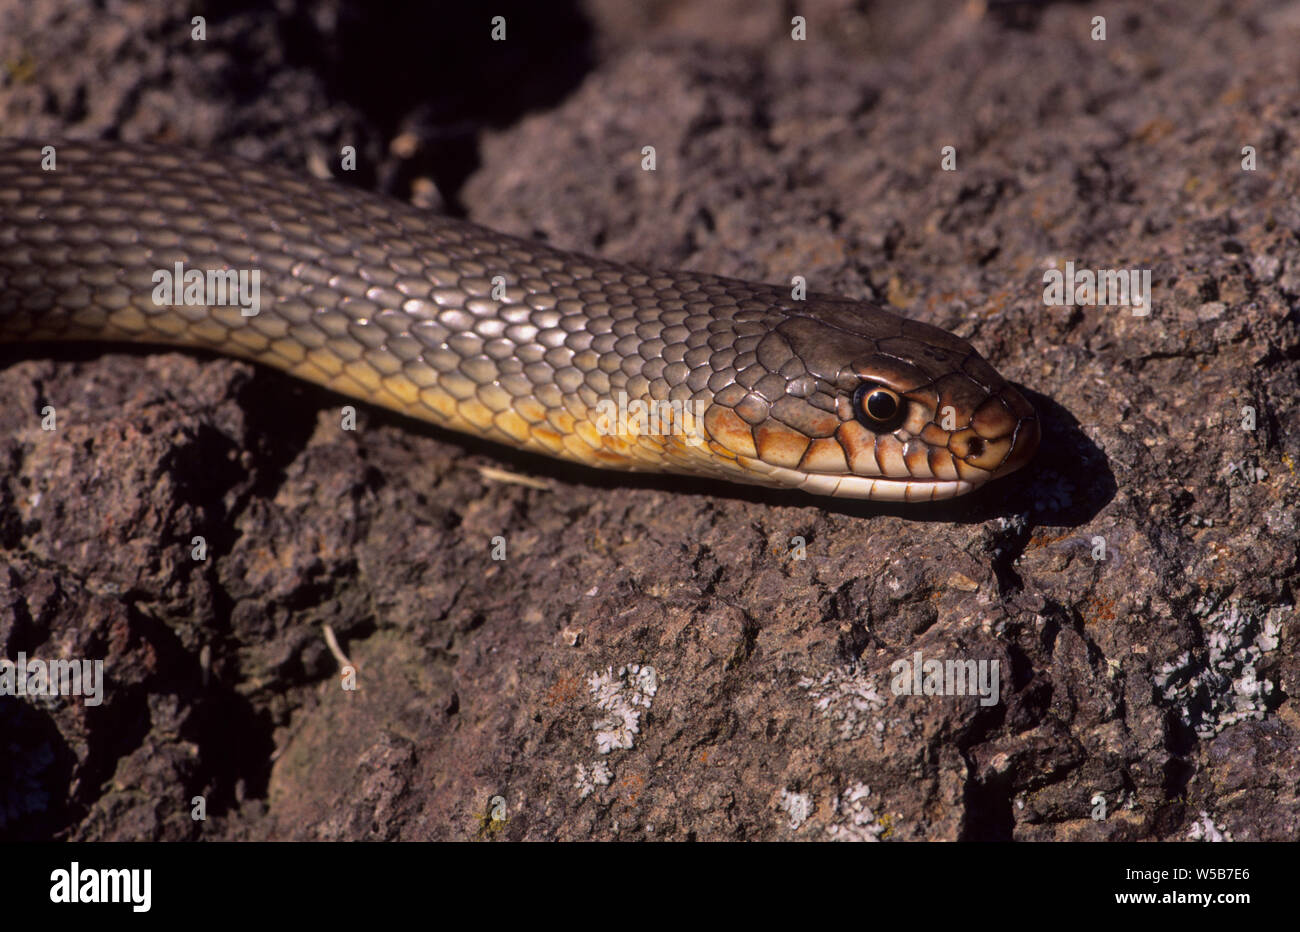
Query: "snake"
0 138 1038 502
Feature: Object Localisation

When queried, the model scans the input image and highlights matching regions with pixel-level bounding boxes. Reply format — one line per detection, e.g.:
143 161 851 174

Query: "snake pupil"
853 383 904 430
867 391 896 420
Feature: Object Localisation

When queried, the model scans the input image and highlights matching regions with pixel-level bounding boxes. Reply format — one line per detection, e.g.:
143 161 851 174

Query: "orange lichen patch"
615 772 645 808
799 437 848 473
971 396 1014 439
1028 529 1073 549
704 406 757 458
836 420 882 476
543 674 581 707
1135 115 1177 142
975 289 1013 319
755 423 810 468
1081 594 1117 624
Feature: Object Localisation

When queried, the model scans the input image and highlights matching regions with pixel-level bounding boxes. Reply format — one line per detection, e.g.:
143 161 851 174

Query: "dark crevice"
206 0 595 214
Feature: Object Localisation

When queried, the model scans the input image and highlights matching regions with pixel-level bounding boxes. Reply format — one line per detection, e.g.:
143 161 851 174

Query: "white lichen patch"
1222 458 1268 486
1187 810 1234 842
826 783 885 842
799 668 887 741
587 663 659 754
1153 600 1285 738
779 789 813 830
574 761 612 799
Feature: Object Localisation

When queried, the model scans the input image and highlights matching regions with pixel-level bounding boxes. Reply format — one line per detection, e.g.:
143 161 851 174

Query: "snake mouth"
971 385 1040 481
840 406 1037 500
811 474 976 502
726 384 1039 501
988 410 1040 480
727 461 978 501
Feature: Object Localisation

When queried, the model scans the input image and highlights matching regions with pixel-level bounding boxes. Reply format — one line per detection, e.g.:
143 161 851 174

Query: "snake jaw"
696 327 1040 501
982 386 1041 480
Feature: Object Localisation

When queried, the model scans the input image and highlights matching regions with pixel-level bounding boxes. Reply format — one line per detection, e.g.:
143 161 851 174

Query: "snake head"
700 297 1039 501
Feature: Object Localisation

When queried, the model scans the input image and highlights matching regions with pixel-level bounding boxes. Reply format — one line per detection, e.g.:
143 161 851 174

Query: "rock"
0 0 1295 840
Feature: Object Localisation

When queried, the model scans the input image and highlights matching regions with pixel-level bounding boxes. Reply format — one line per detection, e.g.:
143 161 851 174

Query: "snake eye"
853 383 905 430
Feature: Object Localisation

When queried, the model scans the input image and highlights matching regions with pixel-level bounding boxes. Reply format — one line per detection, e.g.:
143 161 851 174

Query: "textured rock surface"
0 0 1295 840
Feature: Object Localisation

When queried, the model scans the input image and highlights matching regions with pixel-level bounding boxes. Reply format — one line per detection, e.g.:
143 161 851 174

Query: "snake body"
0 139 1038 501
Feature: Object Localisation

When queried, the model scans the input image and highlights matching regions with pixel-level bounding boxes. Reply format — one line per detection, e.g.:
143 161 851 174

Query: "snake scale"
0 139 1038 501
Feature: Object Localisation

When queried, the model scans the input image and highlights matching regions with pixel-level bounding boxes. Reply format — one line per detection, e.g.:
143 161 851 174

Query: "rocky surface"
0 0 1295 840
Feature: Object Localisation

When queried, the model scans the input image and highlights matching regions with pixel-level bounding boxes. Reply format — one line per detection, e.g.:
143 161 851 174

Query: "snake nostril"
966 437 985 459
